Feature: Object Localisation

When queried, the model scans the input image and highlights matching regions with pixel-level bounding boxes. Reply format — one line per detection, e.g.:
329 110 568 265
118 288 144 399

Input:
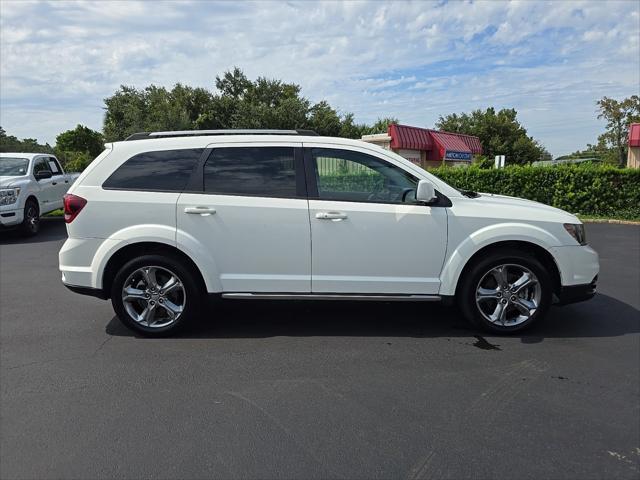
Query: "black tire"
20 199 40 236
111 254 202 337
457 249 552 334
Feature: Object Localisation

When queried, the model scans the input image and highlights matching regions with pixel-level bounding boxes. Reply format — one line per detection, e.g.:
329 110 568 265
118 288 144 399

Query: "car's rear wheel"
111 255 201 337
458 249 552 334
20 199 40 236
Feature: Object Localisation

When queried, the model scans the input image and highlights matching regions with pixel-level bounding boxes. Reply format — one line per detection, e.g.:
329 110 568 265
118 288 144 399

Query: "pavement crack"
225 390 339 477
93 336 112 356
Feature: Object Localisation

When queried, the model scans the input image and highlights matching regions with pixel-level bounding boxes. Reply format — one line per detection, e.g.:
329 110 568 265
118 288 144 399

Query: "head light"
0 187 21 206
563 223 587 245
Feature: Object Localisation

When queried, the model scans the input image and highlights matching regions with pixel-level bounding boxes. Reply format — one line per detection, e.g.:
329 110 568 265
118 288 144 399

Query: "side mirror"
416 180 437 204
35 170 52 181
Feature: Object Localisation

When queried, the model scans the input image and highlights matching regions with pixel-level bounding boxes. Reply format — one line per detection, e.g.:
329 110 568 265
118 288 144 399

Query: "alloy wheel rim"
475 263 541 327
26 206 38 230
122 266 186 328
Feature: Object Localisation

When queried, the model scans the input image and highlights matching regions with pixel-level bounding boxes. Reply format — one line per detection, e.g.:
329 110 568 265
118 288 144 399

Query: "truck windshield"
0 157 29 176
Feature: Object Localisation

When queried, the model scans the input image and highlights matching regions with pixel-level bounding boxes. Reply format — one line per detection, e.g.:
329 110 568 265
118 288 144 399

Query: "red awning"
629 123 640 147
388 124 482 155
430 131 472 154
456 133 483 154
388 124 433 150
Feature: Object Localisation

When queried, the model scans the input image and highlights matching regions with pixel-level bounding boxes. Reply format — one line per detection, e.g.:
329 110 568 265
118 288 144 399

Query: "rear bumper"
63 283 108 300
556 276 598 305
59 237 120 289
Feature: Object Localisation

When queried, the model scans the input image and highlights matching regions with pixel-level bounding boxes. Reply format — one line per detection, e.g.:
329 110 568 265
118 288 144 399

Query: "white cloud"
0 0 638 156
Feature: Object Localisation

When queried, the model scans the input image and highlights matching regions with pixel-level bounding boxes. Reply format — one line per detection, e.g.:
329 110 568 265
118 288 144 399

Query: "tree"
215 67 252 99
103 84 215 141
338 113 369 139
102 68 397 141
363 117 399 135
0 127 54 153
596 95 640 166
556 144 617 164
230 76 310 129
436 108 548 165
55 124 104 158
307 101 343 136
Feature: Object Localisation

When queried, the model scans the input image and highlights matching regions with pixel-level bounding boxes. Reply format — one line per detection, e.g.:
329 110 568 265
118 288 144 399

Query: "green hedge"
320 164 640 219
428 164 640 219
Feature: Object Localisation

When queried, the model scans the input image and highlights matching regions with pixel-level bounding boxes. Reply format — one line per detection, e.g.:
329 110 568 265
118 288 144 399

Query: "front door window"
311 148 418 204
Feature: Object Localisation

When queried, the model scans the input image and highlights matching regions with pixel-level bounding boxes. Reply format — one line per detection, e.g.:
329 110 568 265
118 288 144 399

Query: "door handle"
184 206 216 216
52 182 57 185
316 211 348 220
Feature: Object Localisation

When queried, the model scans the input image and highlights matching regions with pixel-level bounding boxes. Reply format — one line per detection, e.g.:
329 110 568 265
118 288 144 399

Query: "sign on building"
445 151 472 161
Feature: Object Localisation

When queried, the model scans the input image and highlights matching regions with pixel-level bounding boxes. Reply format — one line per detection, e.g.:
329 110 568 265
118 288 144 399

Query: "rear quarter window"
103 149 203 191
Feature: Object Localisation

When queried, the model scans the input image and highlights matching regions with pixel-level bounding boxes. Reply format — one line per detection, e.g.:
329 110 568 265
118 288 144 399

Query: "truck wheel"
458 249 552 334
111 254 202 337
20 199 40 236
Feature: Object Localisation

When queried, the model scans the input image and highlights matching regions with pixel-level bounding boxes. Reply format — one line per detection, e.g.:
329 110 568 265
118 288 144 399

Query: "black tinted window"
103 149 203 191
204 147 297 197
33 158 52 174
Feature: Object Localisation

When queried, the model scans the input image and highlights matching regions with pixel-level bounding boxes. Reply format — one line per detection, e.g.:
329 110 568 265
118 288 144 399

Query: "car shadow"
0 217 67 244
105 292 639 343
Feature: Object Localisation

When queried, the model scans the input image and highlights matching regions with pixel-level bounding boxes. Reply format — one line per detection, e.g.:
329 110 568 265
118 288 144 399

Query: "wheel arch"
447 240 562 298
24 194 39 211
101 242 208 299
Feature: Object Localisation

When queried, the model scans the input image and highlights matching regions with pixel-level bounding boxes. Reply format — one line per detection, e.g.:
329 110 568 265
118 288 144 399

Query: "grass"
576 214 640 224
44 209 63 217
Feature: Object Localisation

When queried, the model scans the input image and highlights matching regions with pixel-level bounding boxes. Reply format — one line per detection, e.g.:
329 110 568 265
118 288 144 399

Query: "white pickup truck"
1 152 80 235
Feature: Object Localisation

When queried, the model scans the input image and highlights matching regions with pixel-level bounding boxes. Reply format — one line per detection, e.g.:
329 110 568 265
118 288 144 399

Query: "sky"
0 0 638 157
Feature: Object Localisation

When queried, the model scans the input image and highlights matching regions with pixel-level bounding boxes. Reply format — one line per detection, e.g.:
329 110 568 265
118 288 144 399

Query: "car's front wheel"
111 255 201 337
20 199 40 236
458 249 552 333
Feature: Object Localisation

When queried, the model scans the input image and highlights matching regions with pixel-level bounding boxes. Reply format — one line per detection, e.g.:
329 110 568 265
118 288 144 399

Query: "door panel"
306 146 448 295
176 143 311 293
178 194 311 292
32 157 55 207
309 200 447 294
47 157 66 210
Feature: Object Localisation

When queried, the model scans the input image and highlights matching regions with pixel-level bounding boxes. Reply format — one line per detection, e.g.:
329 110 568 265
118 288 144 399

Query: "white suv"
59 130 599 336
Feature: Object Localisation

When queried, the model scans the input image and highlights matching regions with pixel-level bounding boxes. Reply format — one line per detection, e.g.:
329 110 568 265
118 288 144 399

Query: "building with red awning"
362 124 482 168
628 123 640 169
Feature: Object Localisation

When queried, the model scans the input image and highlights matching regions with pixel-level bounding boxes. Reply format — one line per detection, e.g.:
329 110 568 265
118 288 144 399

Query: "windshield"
0 157 29 176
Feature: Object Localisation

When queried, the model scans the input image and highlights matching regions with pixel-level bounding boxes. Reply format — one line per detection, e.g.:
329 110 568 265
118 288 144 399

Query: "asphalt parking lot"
1 219 638 479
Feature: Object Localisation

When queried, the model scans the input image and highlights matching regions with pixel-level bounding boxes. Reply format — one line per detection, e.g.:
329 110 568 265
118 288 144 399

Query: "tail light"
63 194 87 223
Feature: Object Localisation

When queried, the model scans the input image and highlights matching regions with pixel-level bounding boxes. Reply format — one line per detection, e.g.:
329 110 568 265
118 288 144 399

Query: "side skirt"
220 293 441 302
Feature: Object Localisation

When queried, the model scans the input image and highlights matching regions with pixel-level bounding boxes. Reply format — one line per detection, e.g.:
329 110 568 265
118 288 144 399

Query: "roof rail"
124 129 319 141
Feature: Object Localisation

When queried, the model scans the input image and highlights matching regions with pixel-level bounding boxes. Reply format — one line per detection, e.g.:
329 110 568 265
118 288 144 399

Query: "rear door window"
203 147 298 198
103 149 203 191
48 157 62 174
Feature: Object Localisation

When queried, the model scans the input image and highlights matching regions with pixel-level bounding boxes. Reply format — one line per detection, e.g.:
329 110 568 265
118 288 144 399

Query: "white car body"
59 132 599 331
0 152 79 230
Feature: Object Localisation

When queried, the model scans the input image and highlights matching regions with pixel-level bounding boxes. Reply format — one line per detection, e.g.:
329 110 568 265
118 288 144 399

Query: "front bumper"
0 208 23 228
556 275 598 305
549 244 599 286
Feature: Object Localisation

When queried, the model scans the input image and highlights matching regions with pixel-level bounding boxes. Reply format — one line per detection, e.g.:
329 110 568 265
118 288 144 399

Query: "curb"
580 219 640 225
